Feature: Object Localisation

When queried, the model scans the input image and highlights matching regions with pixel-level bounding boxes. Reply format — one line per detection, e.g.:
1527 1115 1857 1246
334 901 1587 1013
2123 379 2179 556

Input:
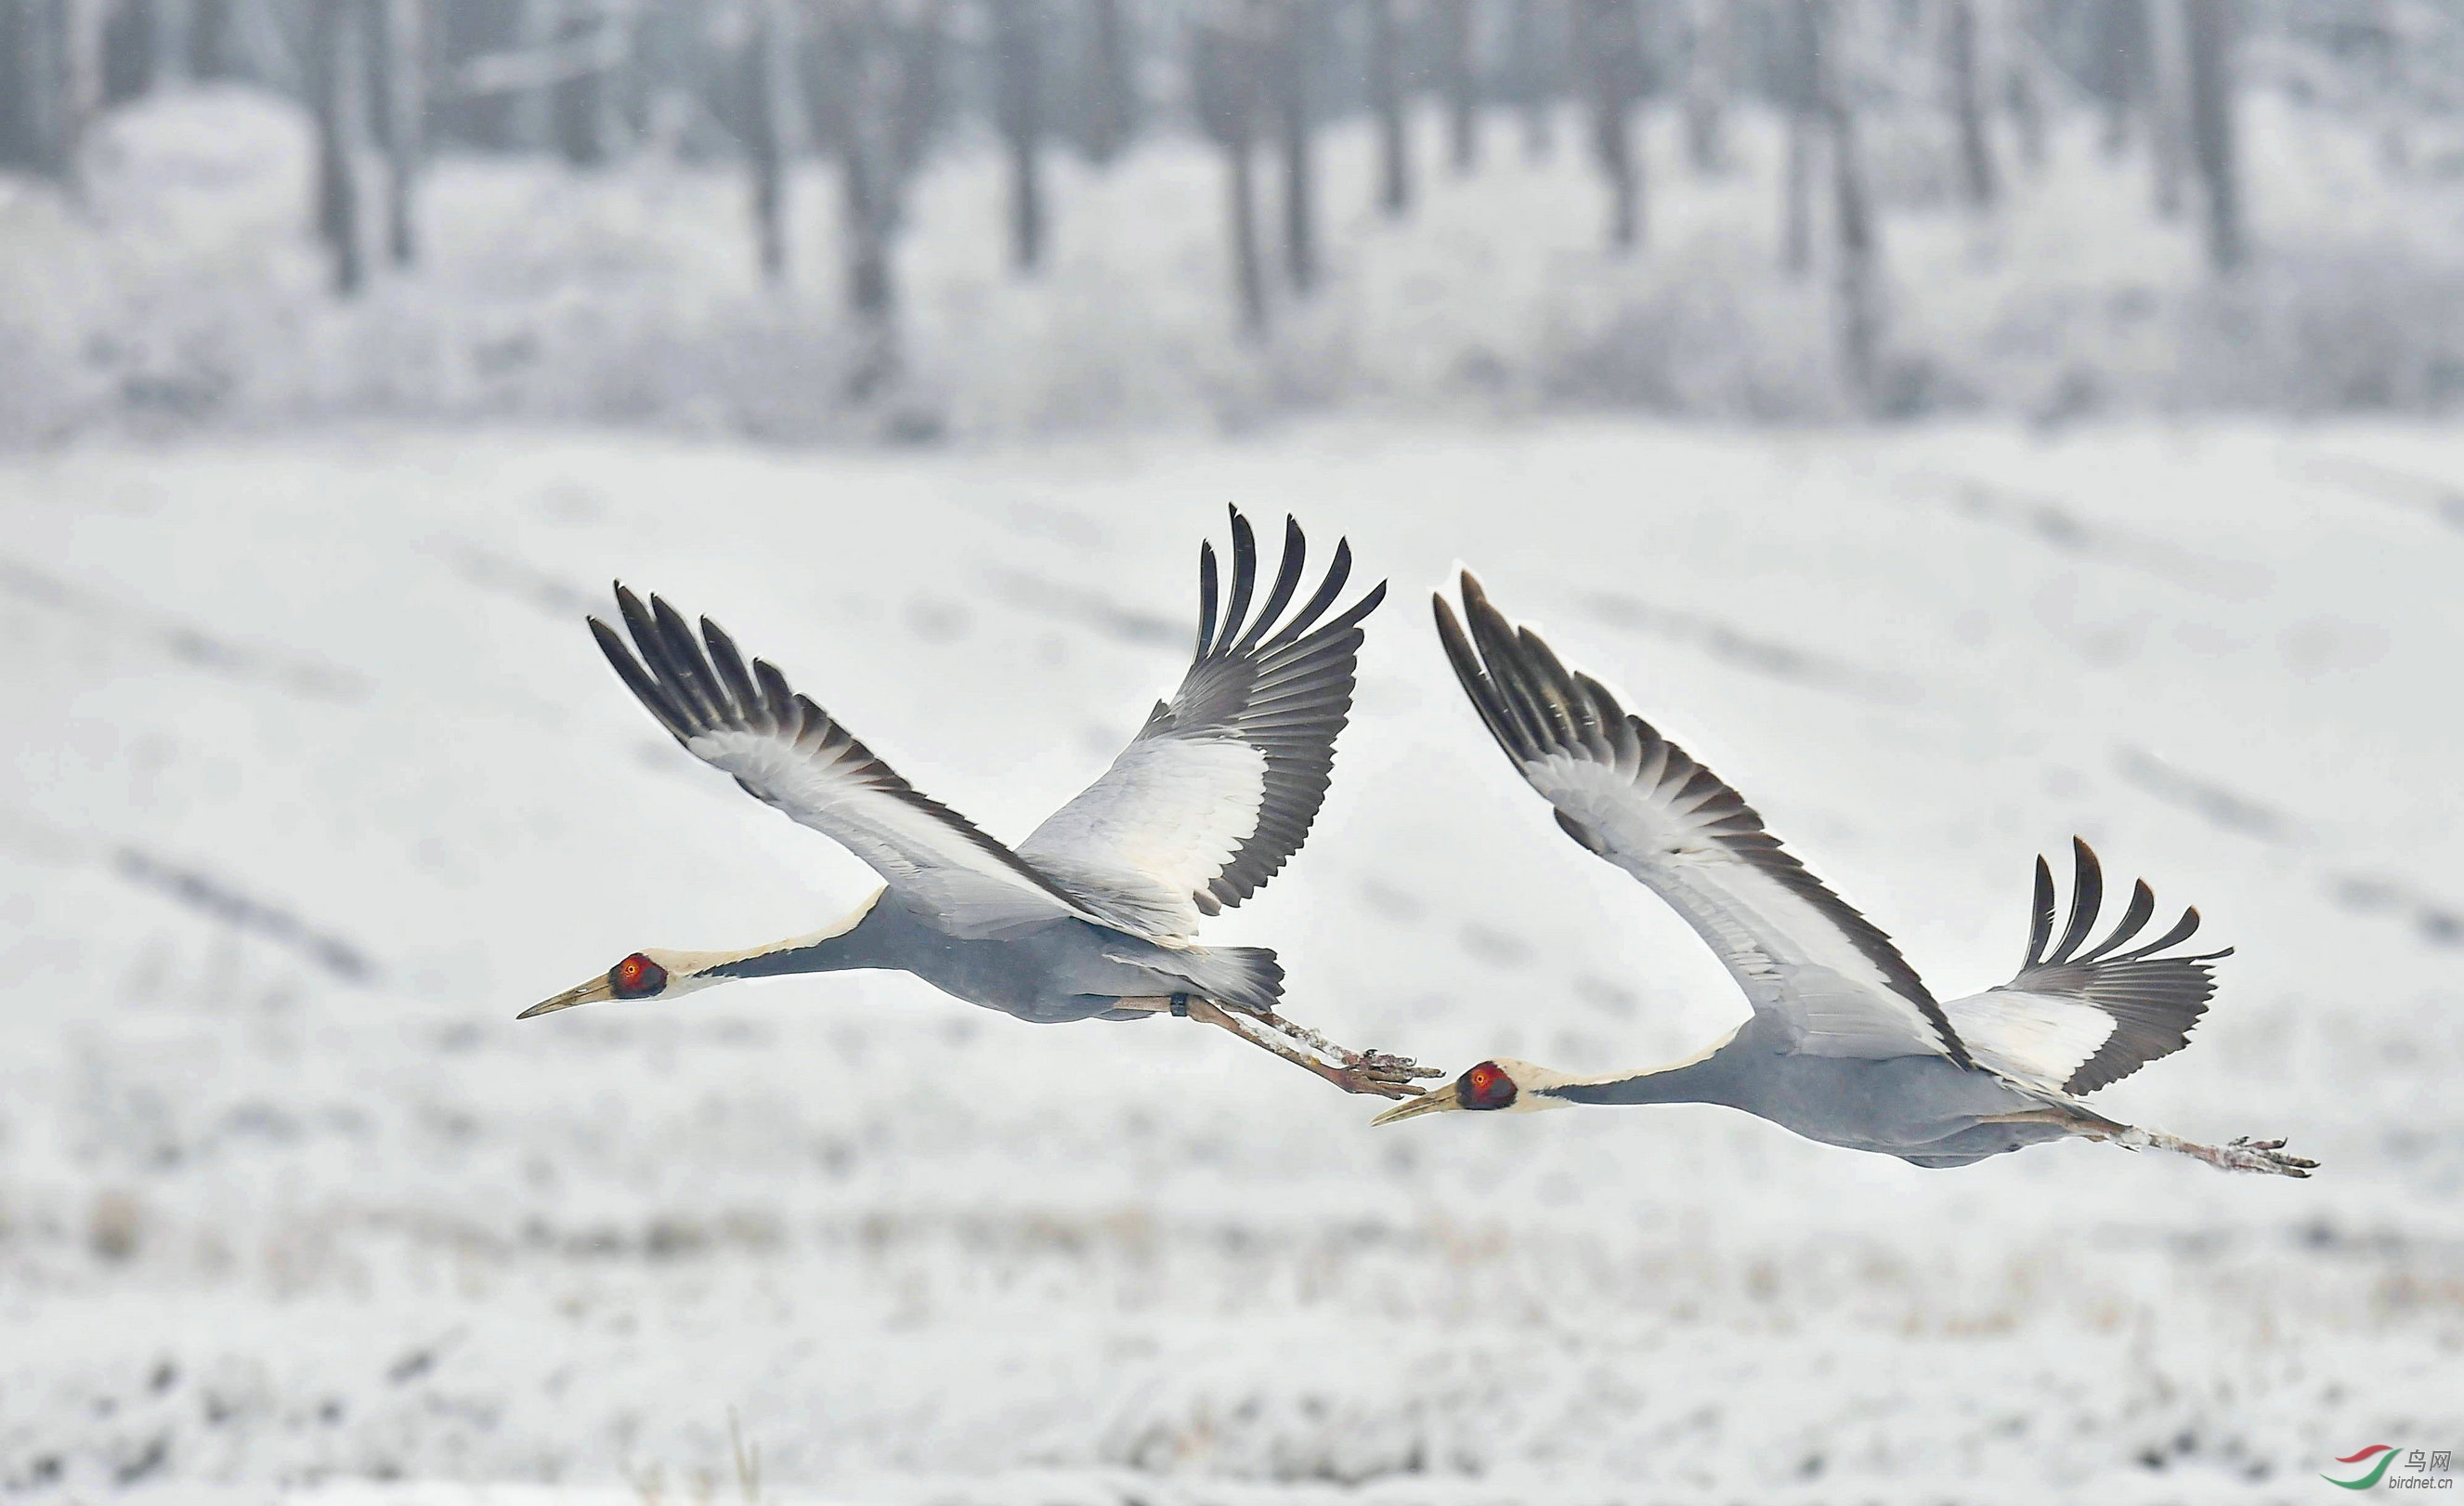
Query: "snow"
4 416 2460 1502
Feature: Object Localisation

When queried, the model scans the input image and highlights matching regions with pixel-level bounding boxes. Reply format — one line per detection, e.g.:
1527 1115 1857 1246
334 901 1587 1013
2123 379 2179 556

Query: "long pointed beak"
1371 1089 1463 1126
518 975 615 1020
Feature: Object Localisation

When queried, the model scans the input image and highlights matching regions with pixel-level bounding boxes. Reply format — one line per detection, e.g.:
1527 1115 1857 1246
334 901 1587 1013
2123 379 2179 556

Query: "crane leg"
1980 1107 2316 1177
1180 996 1439 1099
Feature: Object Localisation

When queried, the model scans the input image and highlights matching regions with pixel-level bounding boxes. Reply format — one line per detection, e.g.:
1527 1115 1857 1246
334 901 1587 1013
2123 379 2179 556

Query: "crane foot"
1182 998 1442 1099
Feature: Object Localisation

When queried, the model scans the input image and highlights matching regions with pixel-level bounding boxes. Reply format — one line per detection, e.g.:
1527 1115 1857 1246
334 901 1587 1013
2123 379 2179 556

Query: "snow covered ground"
4 417 2462 1503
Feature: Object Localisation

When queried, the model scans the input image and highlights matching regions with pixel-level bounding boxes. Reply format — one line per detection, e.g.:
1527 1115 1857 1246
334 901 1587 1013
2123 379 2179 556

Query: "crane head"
519 949 711 1018
1371 1058 1556 1124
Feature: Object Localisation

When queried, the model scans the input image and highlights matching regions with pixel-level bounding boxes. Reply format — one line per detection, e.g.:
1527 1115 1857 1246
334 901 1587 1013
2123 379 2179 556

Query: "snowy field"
4 418 2462 1503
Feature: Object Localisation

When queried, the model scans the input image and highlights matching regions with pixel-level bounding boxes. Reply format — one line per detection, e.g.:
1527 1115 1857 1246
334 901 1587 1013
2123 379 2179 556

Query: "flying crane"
1375 572 2314 1178
524 511 1434 1100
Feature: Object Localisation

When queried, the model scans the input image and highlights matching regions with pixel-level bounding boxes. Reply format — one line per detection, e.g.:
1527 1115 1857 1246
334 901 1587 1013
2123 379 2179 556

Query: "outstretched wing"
593 584 1106 939
1943 838 2230 1095
1436 572 1971 1067
1019 508 1388 942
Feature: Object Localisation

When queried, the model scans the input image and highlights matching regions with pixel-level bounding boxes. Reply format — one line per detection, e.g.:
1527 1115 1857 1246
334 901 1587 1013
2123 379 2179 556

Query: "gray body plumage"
708 891 1271 1026
1552 1015 2070 1167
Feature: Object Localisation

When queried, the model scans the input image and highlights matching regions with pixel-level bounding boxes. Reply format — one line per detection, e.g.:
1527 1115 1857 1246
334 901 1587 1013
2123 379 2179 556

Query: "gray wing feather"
1438 572 1972 1067
593 585 1106 938
1020 508 1387 939
2003 838 2230 1095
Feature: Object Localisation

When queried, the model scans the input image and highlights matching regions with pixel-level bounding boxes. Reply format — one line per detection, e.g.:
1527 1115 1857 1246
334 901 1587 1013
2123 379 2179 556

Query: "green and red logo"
2326 1446 2399 1489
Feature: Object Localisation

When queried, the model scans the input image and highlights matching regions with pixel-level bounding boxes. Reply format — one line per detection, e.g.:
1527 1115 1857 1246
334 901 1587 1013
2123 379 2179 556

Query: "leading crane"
1375 572 2314 1176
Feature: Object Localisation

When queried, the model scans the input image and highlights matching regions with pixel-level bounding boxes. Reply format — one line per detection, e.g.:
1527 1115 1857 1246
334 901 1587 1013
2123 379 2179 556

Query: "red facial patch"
1459 1060 1517 1111
608 952 668 999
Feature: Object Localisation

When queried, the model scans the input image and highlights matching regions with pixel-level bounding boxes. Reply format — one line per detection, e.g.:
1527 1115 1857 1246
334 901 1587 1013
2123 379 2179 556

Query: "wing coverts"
1022 508 1387 941
592 584 1105 939
1436 573 1971 1067
1946 838 2229 1094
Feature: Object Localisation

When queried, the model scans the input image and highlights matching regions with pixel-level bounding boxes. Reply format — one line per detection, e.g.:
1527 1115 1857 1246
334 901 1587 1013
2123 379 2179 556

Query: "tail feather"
1106 943 1285 1015
1177 945 1285 1015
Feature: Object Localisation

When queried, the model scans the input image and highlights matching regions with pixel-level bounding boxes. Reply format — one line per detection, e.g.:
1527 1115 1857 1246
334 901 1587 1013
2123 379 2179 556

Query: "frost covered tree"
803 0 945 372
369 0 425 266
1577 0 1644 251
1942 0 1992 207
991 0 1046 272
1682 0 1728 174
1274 0 1321 294
2182 0 2240 271
1364 0 1411 216
740 0 788 283
1433 0 1475 173
306 0 366 295
1191 1 1268 333
1506 0 1553 159
1075 0 1132 163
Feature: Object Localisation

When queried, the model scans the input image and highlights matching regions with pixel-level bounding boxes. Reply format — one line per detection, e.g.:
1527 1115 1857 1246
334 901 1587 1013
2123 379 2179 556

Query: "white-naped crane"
1375 572 2314 1176
522 509 1437 1098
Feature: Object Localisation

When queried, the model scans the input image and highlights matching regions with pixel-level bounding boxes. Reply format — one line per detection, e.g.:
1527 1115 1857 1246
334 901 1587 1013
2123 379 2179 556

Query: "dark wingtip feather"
2026 855 2056 968
2047 838 2105 965
1194 540 1220 658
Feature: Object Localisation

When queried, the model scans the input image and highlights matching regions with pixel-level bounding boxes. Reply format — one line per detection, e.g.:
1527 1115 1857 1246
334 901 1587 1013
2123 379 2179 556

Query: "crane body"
1377 573 2314 1178
522 511 1434 1098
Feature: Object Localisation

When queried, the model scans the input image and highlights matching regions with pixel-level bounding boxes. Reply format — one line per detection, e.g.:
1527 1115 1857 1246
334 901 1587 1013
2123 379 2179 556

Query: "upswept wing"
593 584 1104 939
1019 508 1388 943
1435 573 1971 1067
1944 838 2229 1094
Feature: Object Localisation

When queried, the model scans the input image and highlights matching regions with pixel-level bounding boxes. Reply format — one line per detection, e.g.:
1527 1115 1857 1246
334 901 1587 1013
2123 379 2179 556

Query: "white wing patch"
1530 753 1953 1060
591 589 1103 942
1942 989 2119 1094
684 727 1080 938
1023 738 1268 939
1015 510 1386 942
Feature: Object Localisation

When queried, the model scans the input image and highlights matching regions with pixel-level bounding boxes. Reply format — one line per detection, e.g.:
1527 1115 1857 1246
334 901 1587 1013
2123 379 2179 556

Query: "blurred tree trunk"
2003 28 2043 169
993 0 1044 272
60 0 101 185
1827 73 1876 402
512 0 551 148
306 0 365 295
1364 0 1409 216
1191 6 1265 334
2182 0 2239 271
1578 0 1641 252
189 0 231 76
804 0 945 385
1076 0 1131 163
1778 0 1817 273
1433 0 1473 173
2145 0 2185 216
745 0 786 284
1943 0 1992 207
2091 0 2146 159
372 0 422 264
100 0 157 103
1681 0 1726 174
1274 0 1318 294
550 0 606 164
0 1 54 172
1506 0 1549 159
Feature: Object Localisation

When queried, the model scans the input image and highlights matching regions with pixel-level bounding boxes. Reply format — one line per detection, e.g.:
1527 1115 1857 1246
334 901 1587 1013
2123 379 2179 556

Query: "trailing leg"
1183 997 1437 1098
1982 1105 2315 1178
